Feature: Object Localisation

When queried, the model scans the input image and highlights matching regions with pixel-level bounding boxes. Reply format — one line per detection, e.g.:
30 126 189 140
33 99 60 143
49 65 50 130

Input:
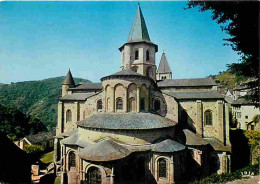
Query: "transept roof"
157 77 217 87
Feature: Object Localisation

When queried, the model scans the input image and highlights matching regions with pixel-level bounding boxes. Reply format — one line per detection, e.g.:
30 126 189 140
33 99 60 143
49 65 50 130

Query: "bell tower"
119 4 158 80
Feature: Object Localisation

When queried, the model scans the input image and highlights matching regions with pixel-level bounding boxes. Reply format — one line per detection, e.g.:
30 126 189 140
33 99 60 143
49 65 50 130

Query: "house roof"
24 131 54 144
182 129 208 146
152 139 185 152
157 53 171 73
60 92 97 101
79 138 131 161
204 138 231 152
157 77 217 87
232 97 258 105
164 91 224 100
128 4 150 43
70 83 102 90
77 112 177 130
63 69 75 86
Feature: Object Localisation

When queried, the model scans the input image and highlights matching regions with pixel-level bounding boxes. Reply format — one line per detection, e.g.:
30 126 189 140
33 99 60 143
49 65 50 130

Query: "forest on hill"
0 104 47 140
0 76 89 130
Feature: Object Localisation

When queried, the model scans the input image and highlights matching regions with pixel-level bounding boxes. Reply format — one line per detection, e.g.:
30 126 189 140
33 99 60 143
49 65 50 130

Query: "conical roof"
127 4 150 42
157 52 171 73
63 69 75 86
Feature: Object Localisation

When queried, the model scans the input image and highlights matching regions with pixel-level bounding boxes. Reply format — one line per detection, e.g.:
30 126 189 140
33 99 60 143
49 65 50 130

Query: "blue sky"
0 1 240 84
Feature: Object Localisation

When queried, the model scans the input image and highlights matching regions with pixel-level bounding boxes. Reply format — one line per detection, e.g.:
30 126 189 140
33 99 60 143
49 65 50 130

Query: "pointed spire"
127 4 150 42
157 53 171 73
63 69 75 86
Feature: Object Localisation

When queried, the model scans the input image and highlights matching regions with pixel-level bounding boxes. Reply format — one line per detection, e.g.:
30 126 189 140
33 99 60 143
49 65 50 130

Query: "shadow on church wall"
229 129 250 171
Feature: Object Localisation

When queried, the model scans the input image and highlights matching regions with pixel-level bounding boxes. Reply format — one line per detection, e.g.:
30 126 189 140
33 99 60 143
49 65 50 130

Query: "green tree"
187 1 259 103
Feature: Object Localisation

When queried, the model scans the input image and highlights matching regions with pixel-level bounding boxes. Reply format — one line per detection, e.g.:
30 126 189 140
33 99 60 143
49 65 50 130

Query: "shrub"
25 144 44 154
192 165 259 184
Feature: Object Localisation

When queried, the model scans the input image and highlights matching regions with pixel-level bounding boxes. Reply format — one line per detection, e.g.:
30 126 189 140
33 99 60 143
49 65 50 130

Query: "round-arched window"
68 151 76 170
85 167 102 184
116 98 123 110
97 99 102 110
66 109 72 123
205 110 213 125
154 99 161 111
146 50 150 61
158 158 167 178
135 50 139 60
140 98 145 111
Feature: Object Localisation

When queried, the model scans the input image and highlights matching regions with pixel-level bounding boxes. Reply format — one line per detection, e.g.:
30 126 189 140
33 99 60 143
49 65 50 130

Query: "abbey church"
54 5 231 184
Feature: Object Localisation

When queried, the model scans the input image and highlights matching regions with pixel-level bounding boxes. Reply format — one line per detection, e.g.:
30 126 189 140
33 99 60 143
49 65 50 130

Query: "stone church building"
54 5 231 184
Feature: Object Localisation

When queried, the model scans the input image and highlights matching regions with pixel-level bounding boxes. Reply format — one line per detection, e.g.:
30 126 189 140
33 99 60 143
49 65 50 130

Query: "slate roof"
157 53 171 73
164 91 224 100
63 69 75 86
60 92 97 101
152 139 185 152
110 69 143 76
79 138 131 161
157 77 217 87
77 113 177 130
183 129 208 146
25 131 54 144
56 130 77 138
232 97 258 105
128 4 150 43
70 83 102 90
204 138 231 152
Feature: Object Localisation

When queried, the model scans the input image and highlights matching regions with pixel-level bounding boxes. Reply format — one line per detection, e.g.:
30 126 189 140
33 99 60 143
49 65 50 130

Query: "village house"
54 5 231 184
15 131 55 151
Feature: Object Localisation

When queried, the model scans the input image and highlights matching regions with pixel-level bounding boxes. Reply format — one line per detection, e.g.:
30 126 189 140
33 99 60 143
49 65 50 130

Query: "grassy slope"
0 76 89 130
213 71 247 89
40 151 54 164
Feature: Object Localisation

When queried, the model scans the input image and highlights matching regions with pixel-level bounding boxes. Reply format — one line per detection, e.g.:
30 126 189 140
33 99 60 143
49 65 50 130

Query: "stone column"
63 145 66 172
225 103 231 146
110 167 114 184
196 100 203 137
124 86 128 112
57 101 64 134
124 45 132 69
54 138 58 163
112 86 115 112
137 86 141 112
217 100 224 143
169 156 174 184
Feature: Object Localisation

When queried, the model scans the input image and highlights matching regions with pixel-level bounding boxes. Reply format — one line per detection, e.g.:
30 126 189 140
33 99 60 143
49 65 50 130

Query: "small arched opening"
158 158 167 179
66 109 72 123
140 98 145 111
85 167 102 184
68 151 76 171
135 50 139 60
154 99 161 111
116 98 123 111
97 99 102 110
146 50 150 61
205 110 213 126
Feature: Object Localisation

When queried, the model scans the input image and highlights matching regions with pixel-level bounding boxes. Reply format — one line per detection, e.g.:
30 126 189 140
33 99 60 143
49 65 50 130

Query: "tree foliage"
0 76 88 130
25 144 44 154
187 1 259 102
0 104 47 140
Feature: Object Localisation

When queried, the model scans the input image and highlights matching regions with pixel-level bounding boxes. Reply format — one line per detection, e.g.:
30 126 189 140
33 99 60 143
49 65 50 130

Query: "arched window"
158 158 167 178
140 98 145 111
66 109 72 123
116 98 123 110
146 50 150 61
147 66 153 78
154 99 161 111
68 151 76 170
135 50 139 60
205 110 213 125
132 66 138 73
97 99 102 110
85 167 102 184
